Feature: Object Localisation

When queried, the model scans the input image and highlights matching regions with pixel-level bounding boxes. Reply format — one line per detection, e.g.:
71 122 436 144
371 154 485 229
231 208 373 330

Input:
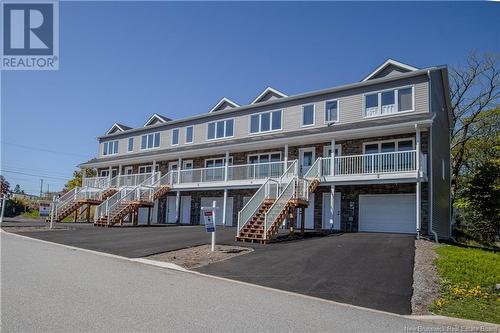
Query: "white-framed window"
100 168 118 177
127 138 133 152
248 152 282 164
250 110 282 134
140 132 160 150
138 164 159 174
362 138 415 154
363 86 414 118
204 157 233 168
302 104 315 127
185 126 193 143
171 128 179 145
102 140 118 156
325 99 339 123
207 118 234 140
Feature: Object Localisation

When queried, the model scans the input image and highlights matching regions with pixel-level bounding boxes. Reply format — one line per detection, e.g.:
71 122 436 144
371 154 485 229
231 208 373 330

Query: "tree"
65 168 97 190
0 175 10 195
450 53 500 203
13 184 25 194
455 159 500 244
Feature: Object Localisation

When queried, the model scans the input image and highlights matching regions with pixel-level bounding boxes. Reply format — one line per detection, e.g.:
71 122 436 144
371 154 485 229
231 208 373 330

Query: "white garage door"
359 194 416 234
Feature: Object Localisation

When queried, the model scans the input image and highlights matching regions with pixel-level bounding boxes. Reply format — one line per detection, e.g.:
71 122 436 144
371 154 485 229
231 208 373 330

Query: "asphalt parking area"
195 232 415 314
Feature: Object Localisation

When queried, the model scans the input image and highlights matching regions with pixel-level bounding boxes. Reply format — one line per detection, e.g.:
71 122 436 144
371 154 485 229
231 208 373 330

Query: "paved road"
1 231 441 333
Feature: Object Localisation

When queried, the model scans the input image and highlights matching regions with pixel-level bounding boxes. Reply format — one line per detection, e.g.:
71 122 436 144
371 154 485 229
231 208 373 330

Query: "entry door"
296 193 315 229
180 196 191 224
182 160 193 183
165 197 177 223
124 167 133 175
322 192 342 230
299 148 315 176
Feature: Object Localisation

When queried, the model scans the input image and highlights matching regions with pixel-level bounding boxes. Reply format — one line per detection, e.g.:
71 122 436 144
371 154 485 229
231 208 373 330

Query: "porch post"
175 190 181 223
284 144 289 168
224 151 229 182
330 138 336 176
108 166 112 181
330 185 335 228
177 157 182 184
152 160 157 181
415 125 421 238
81 168 86 188
118 165 122 176
222 189 228 227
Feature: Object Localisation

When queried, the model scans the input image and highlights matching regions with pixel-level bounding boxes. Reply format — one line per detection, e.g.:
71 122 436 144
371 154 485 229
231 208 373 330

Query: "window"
102 140 118 156
127 138 133 152
248 153 282 178
185 126 193 143
140 132 160 150
325 100 339 123
171 128 179 145
302 104 315 127
207 119 234 140
363 138 415 154
364 86 414 117
250 110 282 134
204 157 233 181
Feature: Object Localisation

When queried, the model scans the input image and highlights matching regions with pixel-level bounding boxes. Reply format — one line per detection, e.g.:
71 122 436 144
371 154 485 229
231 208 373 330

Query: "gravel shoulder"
145 244 253 269
412 239 440 314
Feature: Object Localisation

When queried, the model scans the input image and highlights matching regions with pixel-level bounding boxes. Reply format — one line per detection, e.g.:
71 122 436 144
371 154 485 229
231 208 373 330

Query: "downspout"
427 69 439 243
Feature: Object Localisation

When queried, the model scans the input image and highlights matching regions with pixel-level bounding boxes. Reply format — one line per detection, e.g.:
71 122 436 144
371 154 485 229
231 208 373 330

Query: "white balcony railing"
317 150 419 178
82 176 109 189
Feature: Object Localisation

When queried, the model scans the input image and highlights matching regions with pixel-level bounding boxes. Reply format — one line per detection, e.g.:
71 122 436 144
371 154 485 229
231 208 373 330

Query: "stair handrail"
278 160 297 185
237 178 279 234
151 170 174 188
54 187 80 218
263 177 296 240
94 189 125 223
303 157 321 180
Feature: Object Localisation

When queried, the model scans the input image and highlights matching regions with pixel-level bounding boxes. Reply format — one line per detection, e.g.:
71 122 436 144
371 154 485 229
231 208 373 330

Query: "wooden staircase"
94 199 154 227
153 185 170 200
101 188 118 200
236 199 275 243
308 178 320 194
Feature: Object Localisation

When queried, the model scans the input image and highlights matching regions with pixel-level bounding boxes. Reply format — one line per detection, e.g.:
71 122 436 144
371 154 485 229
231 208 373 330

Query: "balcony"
305 150 427 183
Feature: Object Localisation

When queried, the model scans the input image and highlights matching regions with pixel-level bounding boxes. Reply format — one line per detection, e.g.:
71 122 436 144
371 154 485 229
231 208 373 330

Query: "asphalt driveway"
196 233 415 314
3 219 415 314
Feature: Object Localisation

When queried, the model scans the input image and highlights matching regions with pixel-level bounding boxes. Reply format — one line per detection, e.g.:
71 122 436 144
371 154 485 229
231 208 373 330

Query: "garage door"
359 194 416 234
200 197 233 226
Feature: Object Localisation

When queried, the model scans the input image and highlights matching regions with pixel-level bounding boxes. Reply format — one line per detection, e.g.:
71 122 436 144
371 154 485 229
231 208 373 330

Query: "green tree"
456 159 500 244
65 168 96 190
0 175 10 195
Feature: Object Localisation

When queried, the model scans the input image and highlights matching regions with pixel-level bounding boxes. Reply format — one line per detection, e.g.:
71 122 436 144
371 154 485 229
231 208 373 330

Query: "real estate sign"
39 203 50 217
203 210 216 233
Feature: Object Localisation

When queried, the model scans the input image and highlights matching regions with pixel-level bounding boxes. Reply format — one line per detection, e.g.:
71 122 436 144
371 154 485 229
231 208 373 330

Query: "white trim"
123 166 133 175
144 113 170 127
324 99 340 124
362 137 415 154
127 137 134 153
298 147 315 176
105 123 129 135
248 109 283 135
185 126 194 144
362 59 419 82
251 87 288 104
171 128 180 146
206 118 235 141
209 97 240 113
323 144 342 157
204 156 233 168
362 85 415 119
301 104 315 128
102 140 119 156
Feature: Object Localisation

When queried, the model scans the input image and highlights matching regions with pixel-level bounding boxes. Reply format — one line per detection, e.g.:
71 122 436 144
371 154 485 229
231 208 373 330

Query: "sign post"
49 196 57 229
0 195 7 224
201 200 218 252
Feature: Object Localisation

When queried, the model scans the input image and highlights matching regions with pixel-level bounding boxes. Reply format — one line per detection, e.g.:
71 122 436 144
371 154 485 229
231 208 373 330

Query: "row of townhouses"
55 59 451 242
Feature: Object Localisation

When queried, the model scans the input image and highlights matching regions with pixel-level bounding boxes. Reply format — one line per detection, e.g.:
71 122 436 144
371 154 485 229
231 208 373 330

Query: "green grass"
21 210 40 218
430 244 500 324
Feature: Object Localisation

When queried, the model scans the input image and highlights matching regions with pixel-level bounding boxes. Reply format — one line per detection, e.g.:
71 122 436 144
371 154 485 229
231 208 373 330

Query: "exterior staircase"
48 187 103 222
236 199 274 242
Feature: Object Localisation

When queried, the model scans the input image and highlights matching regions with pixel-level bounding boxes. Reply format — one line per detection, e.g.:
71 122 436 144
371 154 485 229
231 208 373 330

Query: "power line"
0 141 91 158
0 169 71 181
1 165 75 178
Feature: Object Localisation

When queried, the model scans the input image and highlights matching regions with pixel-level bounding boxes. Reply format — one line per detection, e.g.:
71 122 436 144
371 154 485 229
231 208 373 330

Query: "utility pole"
39 179 44 198
47 184 49 197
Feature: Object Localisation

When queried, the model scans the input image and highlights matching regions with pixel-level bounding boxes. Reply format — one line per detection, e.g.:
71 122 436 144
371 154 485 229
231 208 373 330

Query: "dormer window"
103 140 118 156
364 86 414 118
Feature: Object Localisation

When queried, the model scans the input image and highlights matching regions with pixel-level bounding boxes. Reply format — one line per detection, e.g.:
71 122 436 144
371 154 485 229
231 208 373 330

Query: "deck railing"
264 178 296 239
316 150 418 177
82 176 109 189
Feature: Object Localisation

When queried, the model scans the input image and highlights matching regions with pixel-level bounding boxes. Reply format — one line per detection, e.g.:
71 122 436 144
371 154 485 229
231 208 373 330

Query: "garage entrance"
359 194 416 234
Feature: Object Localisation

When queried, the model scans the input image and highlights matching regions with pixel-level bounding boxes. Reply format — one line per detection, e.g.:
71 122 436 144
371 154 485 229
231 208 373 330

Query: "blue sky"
1 1 499 195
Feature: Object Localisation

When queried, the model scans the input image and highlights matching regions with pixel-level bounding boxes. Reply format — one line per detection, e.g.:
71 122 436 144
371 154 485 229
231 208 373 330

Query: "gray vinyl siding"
370 64 411 80
98 74 430 158
429 71 451 239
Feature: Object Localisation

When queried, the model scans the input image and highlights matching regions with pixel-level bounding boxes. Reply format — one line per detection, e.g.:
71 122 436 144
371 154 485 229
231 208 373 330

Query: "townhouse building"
56 59 451 241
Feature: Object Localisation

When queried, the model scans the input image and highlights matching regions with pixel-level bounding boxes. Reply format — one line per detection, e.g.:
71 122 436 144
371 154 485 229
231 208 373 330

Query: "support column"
108 165 112 181
330 138 336 176
300 207 305 236
147 207 152 226
415 125 421 238
177 157 182 184
222 189 228 227
118 165 123 175
330 185 335 228
73 209 78 222
175 191 181 223
284 144 289 168
86 205 91 223
152 160 157 181
224 151 229 182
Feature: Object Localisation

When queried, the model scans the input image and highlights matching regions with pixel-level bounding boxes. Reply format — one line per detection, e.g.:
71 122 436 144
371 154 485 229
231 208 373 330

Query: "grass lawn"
430 244 500 324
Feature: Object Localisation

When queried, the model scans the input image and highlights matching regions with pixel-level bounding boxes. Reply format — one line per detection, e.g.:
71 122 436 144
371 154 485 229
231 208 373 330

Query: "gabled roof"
209 97 240 113
144 113 171 127
362 59 419 82
105 123 131 135
251 87 288 104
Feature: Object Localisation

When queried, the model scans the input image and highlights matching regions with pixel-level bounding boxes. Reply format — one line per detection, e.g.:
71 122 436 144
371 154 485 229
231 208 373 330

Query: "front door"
165 197 177 223
322 192 342 230
180 196 191 224
182 160 193 183
299 148 315 176
296 193 315 229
